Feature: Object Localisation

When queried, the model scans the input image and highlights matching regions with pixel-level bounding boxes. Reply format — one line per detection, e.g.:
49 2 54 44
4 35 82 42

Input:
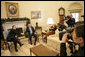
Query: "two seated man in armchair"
6 24 38 52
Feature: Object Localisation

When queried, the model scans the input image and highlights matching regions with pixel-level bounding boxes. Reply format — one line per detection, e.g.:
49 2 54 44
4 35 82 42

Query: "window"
72 13 79 22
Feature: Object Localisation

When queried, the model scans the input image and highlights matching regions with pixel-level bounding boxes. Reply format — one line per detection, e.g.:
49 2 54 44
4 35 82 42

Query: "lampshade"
47 18 54 24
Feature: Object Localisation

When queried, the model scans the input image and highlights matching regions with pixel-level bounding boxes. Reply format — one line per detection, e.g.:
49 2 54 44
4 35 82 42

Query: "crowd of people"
58 15 84 56
49 15 84 56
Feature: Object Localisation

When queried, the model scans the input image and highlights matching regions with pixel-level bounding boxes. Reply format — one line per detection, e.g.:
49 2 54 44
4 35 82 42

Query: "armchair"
35 27 42 42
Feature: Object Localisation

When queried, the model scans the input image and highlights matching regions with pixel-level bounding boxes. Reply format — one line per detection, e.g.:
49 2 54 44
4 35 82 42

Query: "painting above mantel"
5 2 19 17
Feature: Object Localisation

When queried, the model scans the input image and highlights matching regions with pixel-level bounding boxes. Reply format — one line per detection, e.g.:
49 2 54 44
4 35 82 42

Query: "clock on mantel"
58 7 65 24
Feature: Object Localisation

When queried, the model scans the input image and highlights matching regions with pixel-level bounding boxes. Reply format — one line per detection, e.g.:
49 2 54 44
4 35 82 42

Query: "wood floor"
2 38 54 56
9 38 40 56
1 37 58 56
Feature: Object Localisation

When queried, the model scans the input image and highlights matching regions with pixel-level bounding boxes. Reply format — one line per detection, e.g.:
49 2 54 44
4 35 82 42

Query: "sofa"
47 30 71 56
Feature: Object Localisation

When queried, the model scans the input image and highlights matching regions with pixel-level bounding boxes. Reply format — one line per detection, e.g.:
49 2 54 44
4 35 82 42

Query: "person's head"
57 23 61 26
70 15 73 18
28 24 32 28
57 23 61 29
66 16 71 19
72 24 84 47
12 25 16 30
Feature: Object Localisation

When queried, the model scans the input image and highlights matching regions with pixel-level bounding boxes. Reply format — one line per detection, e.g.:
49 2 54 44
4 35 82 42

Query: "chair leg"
38 37 39 42
7 43 11 51
38 35 40 42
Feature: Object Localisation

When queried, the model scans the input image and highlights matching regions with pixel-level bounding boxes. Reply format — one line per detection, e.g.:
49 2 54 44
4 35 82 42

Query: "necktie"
30 28 32 34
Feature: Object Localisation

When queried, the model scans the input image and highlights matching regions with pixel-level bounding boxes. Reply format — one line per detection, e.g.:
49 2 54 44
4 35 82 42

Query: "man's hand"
61 33 69 43
15 35 17 38
73 46 75 53
21 33 24 35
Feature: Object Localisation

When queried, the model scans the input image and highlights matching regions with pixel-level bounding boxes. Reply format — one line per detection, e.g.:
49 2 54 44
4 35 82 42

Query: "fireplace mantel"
1 17 30 26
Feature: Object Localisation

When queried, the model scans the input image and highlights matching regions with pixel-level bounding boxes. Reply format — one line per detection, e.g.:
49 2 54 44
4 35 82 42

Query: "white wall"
1 1 84 30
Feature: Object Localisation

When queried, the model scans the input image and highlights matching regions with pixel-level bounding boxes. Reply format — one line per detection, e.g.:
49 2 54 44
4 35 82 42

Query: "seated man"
6 25 23 52
49 24 57 31
26 24 38 45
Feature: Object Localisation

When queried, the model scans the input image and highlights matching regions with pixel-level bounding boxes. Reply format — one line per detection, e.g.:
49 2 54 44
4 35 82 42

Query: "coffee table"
30 44 59 56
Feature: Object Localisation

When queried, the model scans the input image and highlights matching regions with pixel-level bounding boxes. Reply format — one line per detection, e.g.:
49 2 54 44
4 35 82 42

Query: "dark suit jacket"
66 18 75 27
26 26 35 35
6 29 18 41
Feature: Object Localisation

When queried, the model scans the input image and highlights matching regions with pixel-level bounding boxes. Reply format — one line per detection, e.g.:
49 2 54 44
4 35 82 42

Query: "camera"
59 27 74 40
59 27 75 54
66 27 74 53
66 27 74 40
66 27 74 34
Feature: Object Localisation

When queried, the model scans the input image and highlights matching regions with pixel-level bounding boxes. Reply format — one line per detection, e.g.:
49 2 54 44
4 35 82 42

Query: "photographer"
65 15 75 27
60 22 84 56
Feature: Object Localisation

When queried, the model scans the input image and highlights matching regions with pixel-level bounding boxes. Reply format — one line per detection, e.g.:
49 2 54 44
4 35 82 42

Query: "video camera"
59 27 74 40
66 27 74 53
66 27 74 40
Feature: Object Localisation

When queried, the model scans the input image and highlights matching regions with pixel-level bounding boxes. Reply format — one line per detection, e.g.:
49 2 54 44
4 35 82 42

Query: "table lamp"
47 18 54 31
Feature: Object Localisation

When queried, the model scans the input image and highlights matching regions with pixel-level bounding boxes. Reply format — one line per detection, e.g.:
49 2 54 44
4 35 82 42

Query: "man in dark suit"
26 24 38 45
49 24 57 31
6 25 23 52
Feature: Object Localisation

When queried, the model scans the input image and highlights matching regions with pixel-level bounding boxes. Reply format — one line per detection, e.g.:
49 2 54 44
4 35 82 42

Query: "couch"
47 30 71 56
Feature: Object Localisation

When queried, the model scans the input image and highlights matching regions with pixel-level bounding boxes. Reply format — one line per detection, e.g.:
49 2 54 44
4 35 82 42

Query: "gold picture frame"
5 2 19 17
31 11 41 19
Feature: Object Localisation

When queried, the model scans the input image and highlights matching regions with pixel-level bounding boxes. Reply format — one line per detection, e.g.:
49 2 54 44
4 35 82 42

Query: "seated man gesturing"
6 25 23 52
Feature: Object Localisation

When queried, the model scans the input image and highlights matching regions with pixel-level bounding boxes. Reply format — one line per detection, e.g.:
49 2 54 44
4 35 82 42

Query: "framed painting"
31 11 41 19
5 2 19 17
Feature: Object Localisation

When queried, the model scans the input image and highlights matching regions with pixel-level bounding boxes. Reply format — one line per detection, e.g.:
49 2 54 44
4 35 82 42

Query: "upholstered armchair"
47 29 71 56
35 27 42 42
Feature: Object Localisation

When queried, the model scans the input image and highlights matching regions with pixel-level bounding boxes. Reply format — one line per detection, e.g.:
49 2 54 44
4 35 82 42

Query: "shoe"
34 43 36 45
20 44 24 47
30 42 32 45
30 43 32 45
15 49 18 52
